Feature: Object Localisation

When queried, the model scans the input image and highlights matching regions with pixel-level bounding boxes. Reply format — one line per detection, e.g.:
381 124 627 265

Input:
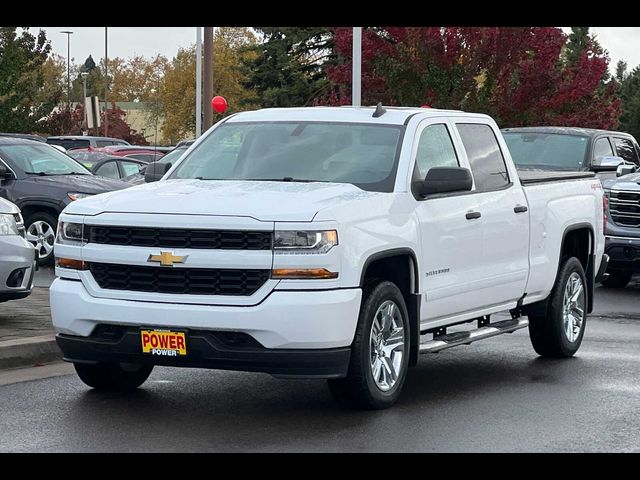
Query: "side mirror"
616 163 637 177
592 155 625 172
0 163 12 180
144 162 171 183
417 166 473 197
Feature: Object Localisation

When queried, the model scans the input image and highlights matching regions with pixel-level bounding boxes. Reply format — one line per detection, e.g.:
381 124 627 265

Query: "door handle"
465 211 481 220
514 205 528 214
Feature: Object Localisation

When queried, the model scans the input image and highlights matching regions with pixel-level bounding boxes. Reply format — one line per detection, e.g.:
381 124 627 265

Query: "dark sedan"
66 151 148 180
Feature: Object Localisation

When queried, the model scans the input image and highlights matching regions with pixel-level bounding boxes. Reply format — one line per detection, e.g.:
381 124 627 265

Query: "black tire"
74 362 153 391
601 271 633 289
24 211 58 266
327 280 410 410
528 257 588 358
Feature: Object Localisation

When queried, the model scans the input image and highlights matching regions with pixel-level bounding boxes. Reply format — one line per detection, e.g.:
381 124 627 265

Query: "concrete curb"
0 335 62 370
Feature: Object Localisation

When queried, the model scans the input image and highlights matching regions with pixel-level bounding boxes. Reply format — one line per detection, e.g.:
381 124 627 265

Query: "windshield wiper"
244 177 328 183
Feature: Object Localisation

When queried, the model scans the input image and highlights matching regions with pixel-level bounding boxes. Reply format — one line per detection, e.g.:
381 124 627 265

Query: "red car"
71 145 168 163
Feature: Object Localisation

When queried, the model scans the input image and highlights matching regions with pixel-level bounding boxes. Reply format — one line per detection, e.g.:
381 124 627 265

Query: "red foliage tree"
325 27 621 129
39 103 149 145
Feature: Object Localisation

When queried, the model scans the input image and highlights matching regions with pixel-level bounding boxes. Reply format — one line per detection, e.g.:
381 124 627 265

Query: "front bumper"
56 329 351 379
0 236 37 302
51 279 362 349
605 236 640 273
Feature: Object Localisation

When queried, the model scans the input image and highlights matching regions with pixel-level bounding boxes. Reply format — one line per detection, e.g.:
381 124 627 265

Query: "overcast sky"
34 27 640 74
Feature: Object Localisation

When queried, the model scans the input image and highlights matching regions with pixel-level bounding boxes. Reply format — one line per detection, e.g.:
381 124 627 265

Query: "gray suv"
503 126 640 288
0 138 128 265
0 197 36 302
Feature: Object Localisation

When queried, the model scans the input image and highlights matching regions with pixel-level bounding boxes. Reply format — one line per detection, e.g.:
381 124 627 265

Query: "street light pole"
352 27 362 107
196 27 202 138
81 73 88 134
60 31 74 110
104 27 109 137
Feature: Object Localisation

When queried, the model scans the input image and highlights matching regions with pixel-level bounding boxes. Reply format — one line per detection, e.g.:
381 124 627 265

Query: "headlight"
0 214 19 236
56 221 87 245
67 192 92 201
274 230 338 254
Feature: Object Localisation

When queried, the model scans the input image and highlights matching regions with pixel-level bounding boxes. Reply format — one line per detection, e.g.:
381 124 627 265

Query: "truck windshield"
0 143 91 175
170 122 404 192
503 132 589 171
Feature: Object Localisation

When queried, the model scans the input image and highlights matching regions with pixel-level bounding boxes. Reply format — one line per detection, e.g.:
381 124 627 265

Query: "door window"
120 161 143 177
457 124 510 191
613 137 640 166
414 124 459 178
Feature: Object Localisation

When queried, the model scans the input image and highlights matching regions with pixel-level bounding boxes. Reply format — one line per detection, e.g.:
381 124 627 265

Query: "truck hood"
602 172 640 191
64 179 379 221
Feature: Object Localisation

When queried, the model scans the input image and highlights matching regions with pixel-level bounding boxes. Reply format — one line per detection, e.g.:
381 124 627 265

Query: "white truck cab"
51 106 607 408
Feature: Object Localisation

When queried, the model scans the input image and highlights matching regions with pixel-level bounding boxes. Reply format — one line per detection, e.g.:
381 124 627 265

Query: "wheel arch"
360 248 421 367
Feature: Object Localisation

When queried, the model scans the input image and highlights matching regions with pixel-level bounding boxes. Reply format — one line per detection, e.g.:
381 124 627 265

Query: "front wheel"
529 257 587 358
327 280 410 409
24 212 57 265
74 362 153 391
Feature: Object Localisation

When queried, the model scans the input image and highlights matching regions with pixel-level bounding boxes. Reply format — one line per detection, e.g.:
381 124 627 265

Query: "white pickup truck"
51 106 607 409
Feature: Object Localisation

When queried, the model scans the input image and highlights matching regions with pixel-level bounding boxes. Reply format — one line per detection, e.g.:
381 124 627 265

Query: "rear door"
454 121 529 308
413 119 485 322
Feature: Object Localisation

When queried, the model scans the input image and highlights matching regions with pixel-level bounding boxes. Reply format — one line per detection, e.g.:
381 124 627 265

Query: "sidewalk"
0 288 55 342
0 288 59 369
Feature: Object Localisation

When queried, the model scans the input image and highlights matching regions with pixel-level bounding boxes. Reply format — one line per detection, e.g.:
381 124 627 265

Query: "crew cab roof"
226 106 488 126
502 126 636 139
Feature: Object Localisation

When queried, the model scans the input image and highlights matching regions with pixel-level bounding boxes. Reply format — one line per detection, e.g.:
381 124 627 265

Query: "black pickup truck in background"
503 126 640 289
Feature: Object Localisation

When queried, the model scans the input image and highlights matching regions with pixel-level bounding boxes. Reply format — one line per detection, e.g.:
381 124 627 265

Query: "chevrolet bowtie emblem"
147 251 187 267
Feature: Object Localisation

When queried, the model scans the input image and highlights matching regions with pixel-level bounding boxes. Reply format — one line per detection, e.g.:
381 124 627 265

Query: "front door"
413 120 485 323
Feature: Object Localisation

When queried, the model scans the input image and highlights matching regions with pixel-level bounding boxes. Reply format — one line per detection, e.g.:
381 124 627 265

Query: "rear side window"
414 124 459 178
95 161 120 179
593 137 614 160
95 140 114 147
613 137 640 166
457 123 510 191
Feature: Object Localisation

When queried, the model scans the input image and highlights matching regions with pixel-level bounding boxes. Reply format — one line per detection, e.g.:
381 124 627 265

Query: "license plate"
141 329 187 356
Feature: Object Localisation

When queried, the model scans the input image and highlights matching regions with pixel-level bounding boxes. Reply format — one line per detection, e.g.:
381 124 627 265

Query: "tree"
242 27 332 107
617 66 640 140
325 27 621 129
39 102 148 145
566 27 591 65
0 27 54 132
106 55 170 102
71 55 105 102
160 27 259 143
35 53 65 110
615 60 628 83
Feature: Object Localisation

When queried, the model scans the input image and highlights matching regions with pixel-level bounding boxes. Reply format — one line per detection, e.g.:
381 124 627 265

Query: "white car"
0 198 36 303
50 106 607 408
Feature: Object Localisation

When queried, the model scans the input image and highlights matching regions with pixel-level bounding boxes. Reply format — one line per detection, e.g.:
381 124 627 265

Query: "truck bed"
518 170 595 185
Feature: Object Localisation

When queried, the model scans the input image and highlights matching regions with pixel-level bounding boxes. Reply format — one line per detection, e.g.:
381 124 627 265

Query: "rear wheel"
24 212 57 266
529 257 587 358
601 270 633 289
74 362 153 391
327 280 410 409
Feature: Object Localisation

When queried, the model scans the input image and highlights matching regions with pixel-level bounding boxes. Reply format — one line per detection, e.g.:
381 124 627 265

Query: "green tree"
615 60 628 83
242 27 332 107
566 27 591 65
71 55 105 102
617 66 640 140
0 27 54 132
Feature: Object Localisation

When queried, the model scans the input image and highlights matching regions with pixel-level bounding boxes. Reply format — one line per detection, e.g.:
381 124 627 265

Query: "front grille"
89 262 270 296
88 226 272 250
609 190 640 227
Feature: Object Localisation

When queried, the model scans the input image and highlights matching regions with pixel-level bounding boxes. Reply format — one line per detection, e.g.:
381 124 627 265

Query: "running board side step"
419 318 529 354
